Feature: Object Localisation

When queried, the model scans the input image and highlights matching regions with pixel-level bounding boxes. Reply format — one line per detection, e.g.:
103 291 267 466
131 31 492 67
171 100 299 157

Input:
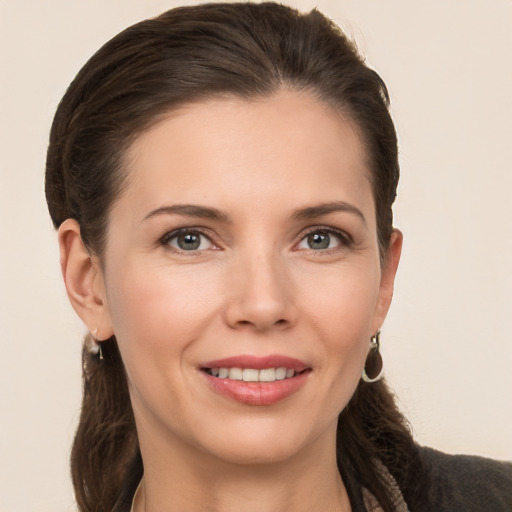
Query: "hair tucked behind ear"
46 3 427 511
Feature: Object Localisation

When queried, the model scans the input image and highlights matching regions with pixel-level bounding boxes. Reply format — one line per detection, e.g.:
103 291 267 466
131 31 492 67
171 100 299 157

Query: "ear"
58 219 114 341
372 229 403 332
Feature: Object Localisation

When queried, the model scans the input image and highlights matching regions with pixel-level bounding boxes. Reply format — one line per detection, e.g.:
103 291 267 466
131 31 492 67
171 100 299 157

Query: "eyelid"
157 224 353 254
294 225 353 249
159 227 219 252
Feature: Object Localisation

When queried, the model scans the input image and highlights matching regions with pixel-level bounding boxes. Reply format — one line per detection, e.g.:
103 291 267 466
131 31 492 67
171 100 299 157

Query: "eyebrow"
142 204 231 224
292 201 366 224
142 201 366 225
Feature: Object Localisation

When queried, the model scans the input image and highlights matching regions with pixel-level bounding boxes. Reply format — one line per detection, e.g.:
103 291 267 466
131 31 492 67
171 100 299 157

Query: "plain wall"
0 0 511 510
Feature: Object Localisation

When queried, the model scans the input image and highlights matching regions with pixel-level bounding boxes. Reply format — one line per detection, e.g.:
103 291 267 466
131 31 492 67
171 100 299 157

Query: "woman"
45 3 512 511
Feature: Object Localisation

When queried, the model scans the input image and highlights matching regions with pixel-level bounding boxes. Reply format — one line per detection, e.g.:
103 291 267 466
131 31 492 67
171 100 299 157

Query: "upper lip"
201 354 309 371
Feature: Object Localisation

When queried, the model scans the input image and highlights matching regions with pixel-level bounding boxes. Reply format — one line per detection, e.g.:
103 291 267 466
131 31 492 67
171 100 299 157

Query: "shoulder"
418 446 512 511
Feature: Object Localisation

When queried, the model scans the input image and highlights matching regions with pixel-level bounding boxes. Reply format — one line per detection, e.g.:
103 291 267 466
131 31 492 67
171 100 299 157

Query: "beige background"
1 0 511 510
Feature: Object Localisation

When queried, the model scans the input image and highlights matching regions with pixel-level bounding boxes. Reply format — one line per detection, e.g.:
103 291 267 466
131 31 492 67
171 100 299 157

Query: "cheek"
298 261 380 384
105 262 222 362
299 259 381 332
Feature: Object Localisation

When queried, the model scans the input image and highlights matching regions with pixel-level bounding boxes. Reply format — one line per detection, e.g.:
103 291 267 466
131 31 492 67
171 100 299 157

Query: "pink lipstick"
200 354 311 406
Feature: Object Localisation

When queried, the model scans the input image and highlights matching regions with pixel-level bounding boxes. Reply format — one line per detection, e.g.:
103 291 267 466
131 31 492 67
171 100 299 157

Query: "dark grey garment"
344 446 512 512
420 447 512 511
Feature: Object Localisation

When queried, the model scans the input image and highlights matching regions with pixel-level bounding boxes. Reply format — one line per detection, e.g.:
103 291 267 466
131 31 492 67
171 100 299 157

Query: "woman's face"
99 89 400 465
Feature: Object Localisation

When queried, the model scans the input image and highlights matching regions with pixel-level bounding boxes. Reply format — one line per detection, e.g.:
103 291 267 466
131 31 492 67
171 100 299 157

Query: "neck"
133 425 351 512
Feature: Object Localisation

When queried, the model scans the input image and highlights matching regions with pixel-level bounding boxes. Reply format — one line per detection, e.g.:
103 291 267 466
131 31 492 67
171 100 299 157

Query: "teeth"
243 369 259 381
228 367 243 380
208 367 298 382
259 368 276 382
275 367 287 380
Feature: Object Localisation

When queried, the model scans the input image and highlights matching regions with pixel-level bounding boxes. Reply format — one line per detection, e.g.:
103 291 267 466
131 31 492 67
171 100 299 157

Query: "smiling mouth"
201 356 311 404
202 367 309 382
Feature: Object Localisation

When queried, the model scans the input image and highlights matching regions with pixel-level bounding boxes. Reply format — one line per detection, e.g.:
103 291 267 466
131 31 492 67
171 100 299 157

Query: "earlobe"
58 219 114 340
373 229 403 329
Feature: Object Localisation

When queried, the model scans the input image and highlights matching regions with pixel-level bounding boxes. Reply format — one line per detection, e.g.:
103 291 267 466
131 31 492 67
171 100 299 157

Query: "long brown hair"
46 3 426 511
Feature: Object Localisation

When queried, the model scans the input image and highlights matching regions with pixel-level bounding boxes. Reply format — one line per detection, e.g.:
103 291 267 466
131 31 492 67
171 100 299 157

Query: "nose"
223 249 297 332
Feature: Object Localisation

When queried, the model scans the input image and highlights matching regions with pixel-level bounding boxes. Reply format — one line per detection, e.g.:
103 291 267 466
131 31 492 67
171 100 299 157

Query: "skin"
59 89 402 512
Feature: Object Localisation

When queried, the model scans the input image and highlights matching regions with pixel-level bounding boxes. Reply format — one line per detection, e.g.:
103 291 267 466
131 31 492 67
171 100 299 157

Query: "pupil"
178 233 200 250
308 232 330 250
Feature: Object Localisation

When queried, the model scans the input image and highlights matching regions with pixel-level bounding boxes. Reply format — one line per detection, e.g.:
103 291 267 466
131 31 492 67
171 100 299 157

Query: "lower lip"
203 371 310 405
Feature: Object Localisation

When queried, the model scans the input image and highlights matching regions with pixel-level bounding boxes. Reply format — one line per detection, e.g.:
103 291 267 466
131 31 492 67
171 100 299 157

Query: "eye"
162 229 215 252
297 229 349 251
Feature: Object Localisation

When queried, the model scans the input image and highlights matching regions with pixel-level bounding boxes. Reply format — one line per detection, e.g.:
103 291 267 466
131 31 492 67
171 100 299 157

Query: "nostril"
231 318 288 330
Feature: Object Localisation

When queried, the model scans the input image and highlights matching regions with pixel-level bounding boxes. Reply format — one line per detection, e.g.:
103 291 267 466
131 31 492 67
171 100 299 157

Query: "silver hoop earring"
362 330 383 383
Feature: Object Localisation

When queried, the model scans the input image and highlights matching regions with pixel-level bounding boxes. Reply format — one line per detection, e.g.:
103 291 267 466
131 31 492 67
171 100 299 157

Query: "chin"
208 440 304 466
192 416 331 467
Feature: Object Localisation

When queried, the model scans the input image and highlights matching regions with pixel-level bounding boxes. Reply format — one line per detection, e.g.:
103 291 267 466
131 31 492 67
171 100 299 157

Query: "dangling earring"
89 328 103 360
362 330 383 383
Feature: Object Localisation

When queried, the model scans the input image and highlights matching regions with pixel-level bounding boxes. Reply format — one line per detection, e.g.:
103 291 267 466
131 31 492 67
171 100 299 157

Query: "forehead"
117 89 374 223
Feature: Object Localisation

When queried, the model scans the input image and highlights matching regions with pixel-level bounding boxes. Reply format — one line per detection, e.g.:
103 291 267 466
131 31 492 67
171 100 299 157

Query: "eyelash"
158 226 353 254
295 226 353 252
159 227 217 254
